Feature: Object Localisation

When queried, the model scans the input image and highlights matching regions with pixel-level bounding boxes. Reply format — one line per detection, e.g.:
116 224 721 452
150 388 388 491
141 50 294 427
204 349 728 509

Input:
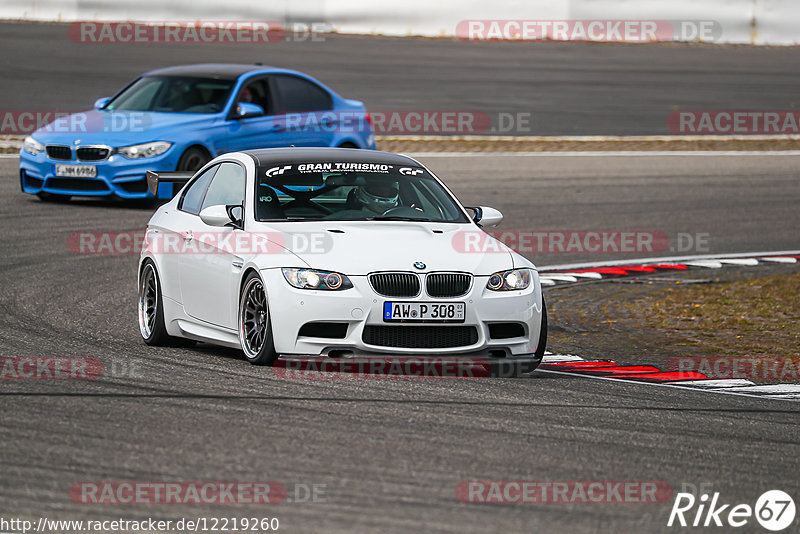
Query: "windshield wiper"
367 216 432 222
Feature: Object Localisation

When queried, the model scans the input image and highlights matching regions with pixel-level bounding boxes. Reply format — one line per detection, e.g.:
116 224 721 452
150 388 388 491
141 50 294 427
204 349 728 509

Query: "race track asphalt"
2 21 800 135
1 153 798 533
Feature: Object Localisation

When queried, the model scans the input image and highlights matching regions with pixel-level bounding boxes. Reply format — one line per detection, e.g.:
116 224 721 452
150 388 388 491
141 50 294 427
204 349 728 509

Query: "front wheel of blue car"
239 272 279 366
176 146 210 172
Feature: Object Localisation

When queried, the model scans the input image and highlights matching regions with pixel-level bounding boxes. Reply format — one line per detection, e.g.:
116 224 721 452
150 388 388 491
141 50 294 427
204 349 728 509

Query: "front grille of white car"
363 325 479 348
426 273 471 298
369 272 420 297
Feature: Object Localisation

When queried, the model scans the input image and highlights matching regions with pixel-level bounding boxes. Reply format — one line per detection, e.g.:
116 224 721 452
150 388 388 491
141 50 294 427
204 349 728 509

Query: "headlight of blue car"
116 141 172 159
486 269 531 291
23 136 45 155
282 268 353 290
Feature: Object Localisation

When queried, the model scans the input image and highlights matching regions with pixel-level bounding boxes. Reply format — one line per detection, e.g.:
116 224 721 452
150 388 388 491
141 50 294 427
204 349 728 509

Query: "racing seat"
256 187 285 220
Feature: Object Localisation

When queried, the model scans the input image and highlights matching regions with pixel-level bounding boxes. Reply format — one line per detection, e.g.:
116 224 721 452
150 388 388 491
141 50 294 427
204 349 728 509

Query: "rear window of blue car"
271 75 332 114
107 76 235 114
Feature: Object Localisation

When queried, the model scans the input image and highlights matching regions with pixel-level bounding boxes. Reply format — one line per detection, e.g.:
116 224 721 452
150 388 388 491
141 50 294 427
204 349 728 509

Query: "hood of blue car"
30 109 217 147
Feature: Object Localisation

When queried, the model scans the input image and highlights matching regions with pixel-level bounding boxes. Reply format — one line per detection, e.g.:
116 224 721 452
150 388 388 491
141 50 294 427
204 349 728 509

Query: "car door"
178 161 246 329
157 163 219 303
269 74 335 147
217 77 290 153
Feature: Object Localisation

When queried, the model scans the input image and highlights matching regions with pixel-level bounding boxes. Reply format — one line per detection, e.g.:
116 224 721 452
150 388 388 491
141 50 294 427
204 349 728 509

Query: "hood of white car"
251 221 516 276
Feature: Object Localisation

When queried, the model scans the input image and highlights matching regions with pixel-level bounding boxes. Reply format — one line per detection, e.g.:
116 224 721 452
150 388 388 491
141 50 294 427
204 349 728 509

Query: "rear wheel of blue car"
36 192 71 202
176 146 210 172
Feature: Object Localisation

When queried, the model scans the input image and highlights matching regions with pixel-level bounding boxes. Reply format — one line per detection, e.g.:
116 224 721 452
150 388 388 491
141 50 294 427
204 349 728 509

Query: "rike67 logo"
668 488 795 531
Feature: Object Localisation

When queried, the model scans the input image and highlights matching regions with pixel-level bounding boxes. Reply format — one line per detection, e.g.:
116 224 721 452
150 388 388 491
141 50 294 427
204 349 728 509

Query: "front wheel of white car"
138 260 171 346
239 272 279 366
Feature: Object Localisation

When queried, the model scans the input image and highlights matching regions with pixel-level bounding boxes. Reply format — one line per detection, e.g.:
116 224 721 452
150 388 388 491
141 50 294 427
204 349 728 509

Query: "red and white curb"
538 251 800 401
539 353 800 401
538 251 800 287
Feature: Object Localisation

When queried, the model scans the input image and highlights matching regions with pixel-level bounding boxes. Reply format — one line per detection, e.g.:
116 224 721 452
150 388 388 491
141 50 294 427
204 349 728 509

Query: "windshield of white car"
105 76 236 114
255 166 469 223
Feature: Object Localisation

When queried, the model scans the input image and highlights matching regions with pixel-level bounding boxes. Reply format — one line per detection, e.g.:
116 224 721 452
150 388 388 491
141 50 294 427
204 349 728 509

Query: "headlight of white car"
23 136 45 155
282 268 353 290
486 269 531 291
116 141 172 159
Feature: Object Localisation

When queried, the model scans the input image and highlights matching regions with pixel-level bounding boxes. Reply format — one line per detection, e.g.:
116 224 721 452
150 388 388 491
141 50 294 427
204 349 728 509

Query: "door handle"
184 231 193 242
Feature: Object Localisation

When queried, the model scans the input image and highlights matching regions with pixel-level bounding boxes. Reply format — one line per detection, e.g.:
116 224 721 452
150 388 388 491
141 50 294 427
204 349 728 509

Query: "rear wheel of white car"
138 260 171 346
534 298 548 358
239 272 279 366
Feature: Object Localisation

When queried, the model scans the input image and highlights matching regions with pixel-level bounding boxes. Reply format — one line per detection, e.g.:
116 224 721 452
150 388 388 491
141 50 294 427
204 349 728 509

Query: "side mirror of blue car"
236 102 264 118
94 97 111 110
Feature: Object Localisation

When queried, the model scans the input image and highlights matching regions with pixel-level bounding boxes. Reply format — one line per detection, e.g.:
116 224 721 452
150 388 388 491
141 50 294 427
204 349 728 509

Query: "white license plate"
55 164 97 178
383 301 466 323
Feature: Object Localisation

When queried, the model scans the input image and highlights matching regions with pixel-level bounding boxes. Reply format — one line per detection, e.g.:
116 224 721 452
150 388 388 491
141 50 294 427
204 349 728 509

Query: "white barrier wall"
1 0 798 45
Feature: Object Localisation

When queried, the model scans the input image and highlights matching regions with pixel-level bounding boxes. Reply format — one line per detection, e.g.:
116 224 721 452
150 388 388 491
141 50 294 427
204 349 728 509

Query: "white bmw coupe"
138 148 546 372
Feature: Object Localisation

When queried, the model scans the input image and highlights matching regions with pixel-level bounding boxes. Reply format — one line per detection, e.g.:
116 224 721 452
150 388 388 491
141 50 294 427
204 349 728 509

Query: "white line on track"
536 369 800 403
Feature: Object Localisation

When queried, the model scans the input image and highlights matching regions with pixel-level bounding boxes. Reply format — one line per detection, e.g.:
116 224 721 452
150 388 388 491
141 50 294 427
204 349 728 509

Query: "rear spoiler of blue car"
146 170 195 196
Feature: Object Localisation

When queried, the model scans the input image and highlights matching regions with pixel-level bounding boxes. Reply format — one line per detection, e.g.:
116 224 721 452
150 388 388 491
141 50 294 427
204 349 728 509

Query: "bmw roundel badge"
413 262 426 270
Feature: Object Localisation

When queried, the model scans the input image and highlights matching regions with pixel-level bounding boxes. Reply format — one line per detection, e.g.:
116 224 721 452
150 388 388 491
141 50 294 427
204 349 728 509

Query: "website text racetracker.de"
1 516 279 533
1 109 533 135
453 230 711 254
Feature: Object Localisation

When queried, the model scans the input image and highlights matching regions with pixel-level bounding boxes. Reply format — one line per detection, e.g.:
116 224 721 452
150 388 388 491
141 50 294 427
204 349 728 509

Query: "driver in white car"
354 179 401 215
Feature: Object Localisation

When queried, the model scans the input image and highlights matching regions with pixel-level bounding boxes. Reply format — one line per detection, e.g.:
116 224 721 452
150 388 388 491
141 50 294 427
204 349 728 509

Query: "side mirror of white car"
200 205 235 227
469 206 503 227
94 97 111 109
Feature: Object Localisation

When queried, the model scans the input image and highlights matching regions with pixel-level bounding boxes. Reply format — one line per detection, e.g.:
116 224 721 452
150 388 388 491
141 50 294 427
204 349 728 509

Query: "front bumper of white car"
261 268 544 360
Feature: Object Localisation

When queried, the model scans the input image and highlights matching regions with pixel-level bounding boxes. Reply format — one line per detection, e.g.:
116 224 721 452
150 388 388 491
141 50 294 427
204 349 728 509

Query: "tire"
176 146 210 172
238 272 279 366
138 260 172 346
36 192 71 202
337 142 358 149
534 298 548 358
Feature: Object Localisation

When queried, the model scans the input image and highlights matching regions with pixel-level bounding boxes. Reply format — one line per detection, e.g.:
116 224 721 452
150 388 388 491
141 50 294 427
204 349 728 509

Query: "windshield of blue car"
255 164 469 223
105 76 235 114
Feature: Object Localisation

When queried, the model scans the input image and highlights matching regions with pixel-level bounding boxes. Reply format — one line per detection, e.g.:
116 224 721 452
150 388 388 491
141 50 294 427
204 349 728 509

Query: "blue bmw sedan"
19 64 376 201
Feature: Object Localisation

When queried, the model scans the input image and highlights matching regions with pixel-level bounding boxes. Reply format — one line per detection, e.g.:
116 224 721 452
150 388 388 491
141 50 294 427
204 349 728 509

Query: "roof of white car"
243 147 420 167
